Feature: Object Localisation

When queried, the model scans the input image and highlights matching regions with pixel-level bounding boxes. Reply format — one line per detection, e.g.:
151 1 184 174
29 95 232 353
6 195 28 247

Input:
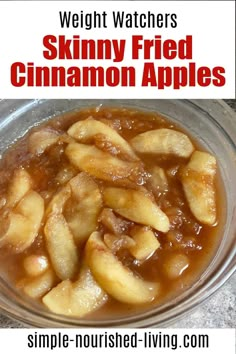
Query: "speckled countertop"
0 100 235 328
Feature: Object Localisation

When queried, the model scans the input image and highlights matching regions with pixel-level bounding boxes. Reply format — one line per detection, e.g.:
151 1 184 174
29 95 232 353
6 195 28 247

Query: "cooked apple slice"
28 129 60 155
85 232 159 304
57 133 76 145
45 185 71 216
23 269 57 298
180 151 217 225
104 233 135 252
55 166 77 185
0 214 32 249
129 227 160 261
99 208 130 235
67 118 138 161
46 173 102 243
0 190 44 252
65 143 142 184
148 166 168 195
64 173 103 243
0 197 6 210
23 255 49 277
163 253 190 279
44 213 79 280
7 169 32 208
131 128 194 158
103 187 170 233
43 266 107 317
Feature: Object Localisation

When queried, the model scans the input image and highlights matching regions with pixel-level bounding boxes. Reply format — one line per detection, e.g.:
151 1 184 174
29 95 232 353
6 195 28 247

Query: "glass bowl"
0 99 235 328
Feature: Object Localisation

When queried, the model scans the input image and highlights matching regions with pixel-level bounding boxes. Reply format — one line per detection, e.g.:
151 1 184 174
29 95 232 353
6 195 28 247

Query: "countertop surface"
0 100 235 328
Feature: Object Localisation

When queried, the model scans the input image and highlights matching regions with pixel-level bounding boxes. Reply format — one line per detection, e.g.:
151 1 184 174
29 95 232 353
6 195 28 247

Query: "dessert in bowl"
0 100 235 327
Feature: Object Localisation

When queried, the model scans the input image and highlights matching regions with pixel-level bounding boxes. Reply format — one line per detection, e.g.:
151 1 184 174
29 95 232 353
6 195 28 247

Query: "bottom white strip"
0 328 235 354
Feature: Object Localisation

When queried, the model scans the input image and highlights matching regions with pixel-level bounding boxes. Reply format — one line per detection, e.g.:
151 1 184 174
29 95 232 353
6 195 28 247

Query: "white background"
0 0 235 98
0 328 235 354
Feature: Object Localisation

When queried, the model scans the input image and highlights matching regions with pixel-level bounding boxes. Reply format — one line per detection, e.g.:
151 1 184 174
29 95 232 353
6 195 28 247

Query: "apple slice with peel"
43 266 108 317
85 232 160 304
